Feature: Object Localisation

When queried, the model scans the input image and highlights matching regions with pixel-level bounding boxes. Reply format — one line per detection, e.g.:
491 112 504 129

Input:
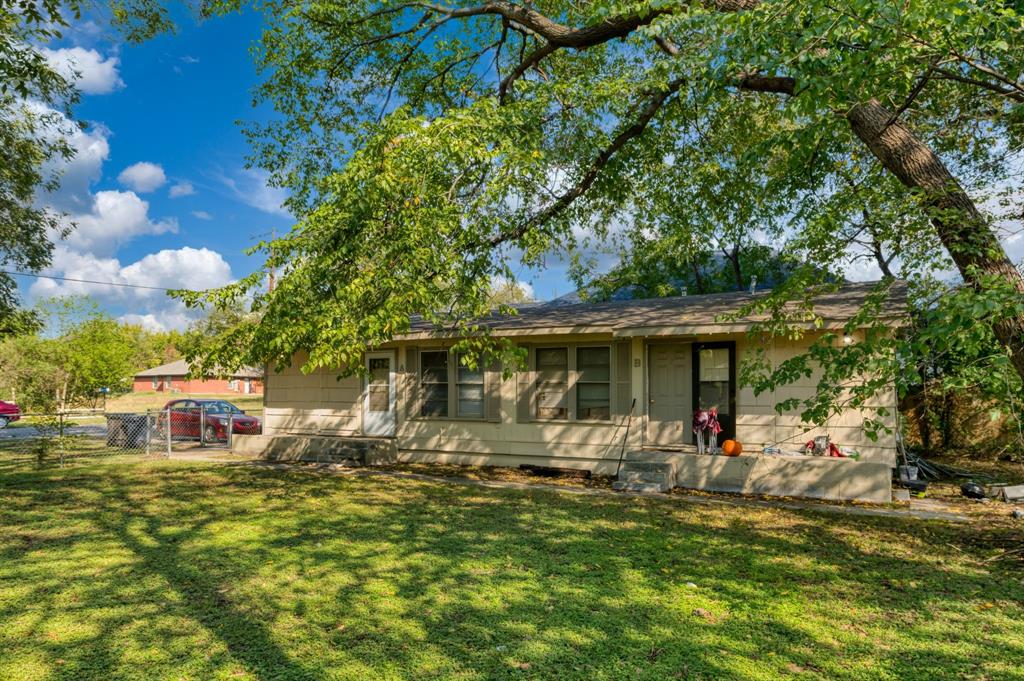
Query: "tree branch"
498 40 556 102
409 1 672 48
933 68 1024 103
490 77 686 247
736 73 796 95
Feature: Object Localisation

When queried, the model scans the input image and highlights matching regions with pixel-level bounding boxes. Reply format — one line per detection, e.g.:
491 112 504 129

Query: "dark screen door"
692 342 736 440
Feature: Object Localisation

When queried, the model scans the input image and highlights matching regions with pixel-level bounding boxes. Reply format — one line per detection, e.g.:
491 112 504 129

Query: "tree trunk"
691 260 706 294
847 99 1024 380
723 243 744 291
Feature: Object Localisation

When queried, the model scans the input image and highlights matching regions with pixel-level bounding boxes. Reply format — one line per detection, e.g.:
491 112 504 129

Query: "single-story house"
238 281 906 502
133 359 264 395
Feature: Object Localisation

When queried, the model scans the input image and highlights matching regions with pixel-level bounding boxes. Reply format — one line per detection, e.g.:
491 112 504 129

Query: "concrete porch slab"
628 450 892 503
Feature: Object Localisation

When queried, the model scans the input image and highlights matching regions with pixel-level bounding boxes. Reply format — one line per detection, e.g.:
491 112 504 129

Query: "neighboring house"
133 359 264 395
242 282 906 502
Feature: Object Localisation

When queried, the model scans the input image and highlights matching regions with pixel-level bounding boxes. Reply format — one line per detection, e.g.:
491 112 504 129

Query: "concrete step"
619 469 673 484
620 461 675 476
233 434 398 465
267 451 365 466
612 480 672 494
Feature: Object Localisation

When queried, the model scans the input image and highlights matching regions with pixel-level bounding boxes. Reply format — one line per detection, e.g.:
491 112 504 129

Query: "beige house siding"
264 352 363 436
262 331 898 471
732 334 897 466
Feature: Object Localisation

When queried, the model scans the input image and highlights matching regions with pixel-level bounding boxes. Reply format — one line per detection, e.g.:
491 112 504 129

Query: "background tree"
0 296 177 410
178 306 260 377
487 278 535 305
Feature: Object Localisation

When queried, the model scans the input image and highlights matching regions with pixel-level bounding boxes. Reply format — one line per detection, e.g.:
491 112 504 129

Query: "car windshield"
202 401 241 414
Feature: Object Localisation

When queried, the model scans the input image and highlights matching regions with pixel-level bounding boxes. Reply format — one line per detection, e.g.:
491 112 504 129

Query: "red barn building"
133 360 264 395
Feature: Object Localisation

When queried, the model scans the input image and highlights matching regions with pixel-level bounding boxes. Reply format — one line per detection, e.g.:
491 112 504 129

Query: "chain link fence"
0 406 263 467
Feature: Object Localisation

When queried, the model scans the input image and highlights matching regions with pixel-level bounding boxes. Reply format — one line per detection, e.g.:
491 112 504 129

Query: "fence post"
58 411 65 468
145 411 152 456
165 406 172 457
200 405 206 447
227 413 233 451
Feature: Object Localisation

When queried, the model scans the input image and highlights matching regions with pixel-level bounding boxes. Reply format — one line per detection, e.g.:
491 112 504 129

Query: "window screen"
697 347 730 414
535 347 568 419
456 354 485 417
576 346 610 420
420 351 449 417
367 357 391 412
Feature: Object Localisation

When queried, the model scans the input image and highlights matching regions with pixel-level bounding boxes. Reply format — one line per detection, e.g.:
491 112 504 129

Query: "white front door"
645 343 693 448
363 352 396 436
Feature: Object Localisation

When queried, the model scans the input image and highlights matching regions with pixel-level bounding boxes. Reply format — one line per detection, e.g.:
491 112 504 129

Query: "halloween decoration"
707 408 722 453
805 436 846 457
693 409 710 455
693 408 723 454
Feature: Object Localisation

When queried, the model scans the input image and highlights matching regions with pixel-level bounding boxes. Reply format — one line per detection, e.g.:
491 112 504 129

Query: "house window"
228 379 238 391
535 347 569 420
456 354 484 417
420 351 449 417
576 346 611 420
151 377 158 390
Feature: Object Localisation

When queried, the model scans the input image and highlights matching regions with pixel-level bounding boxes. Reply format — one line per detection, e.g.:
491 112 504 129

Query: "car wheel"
204 424 218 443
0 416 8 429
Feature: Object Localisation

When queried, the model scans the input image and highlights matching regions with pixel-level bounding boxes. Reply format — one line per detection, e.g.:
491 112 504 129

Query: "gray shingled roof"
399 280 908 339
134 359 263 379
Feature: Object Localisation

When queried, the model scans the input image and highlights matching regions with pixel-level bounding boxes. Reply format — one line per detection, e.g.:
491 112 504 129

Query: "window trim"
530 342 614 424
414 347 489 422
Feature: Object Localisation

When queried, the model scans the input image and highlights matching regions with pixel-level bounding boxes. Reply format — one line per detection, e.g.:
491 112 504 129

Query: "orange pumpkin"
722 439 743 457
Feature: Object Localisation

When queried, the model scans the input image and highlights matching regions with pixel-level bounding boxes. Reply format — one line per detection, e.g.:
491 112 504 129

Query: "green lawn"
1 459 1022 680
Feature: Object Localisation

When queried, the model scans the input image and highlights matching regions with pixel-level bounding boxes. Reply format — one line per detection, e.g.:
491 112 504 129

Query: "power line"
0 269 182 292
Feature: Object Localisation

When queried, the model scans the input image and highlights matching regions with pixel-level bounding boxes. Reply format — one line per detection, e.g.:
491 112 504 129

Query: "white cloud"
180 55 200 64
121 247 234 292
168 181 195 198
40 47 124 95
214 167 291 217
191 210 212 220
43 118 111 214
842 255 886 282
29 246 235 331
118 162 166 193
63 190 178 256
31 246 231 299
120 311 197 332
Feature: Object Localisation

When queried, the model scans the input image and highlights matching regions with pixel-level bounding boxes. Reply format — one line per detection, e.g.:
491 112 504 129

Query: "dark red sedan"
156 399 261 442
0 400 20 429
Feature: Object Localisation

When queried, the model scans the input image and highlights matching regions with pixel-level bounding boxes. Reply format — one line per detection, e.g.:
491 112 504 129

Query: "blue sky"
21 10 296 330
21 9 582 330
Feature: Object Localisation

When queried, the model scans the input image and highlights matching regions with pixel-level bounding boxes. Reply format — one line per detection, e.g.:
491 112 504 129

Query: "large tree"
189 1 1023 389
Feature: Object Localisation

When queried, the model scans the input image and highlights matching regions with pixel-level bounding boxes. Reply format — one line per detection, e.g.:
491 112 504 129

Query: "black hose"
614 398 637 478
